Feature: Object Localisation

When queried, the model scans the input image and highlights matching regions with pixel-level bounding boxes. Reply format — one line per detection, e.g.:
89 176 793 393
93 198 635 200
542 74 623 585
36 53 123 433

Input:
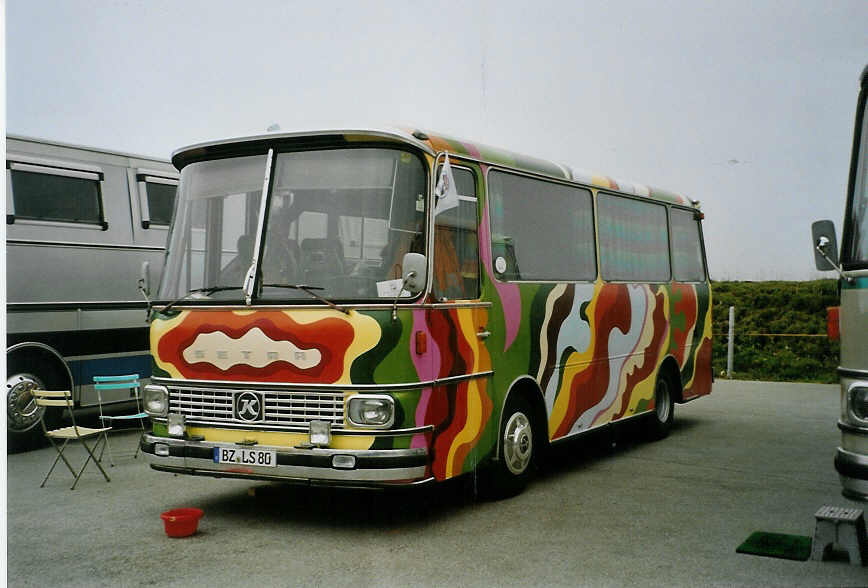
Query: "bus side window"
433 166 479 300
670 208 707 282
488 170 596 283
598 193 670 282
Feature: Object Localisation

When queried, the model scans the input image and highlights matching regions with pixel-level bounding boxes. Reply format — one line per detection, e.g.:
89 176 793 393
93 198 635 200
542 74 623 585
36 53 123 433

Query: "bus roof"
172 127 695 208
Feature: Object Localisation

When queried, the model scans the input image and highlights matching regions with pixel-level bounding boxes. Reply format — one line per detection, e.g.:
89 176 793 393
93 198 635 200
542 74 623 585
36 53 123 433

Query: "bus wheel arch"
6 343 72 450
659 356 684 403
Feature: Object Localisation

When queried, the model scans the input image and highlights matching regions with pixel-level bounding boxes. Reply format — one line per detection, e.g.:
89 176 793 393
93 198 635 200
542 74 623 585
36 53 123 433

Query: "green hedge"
710 280 840 383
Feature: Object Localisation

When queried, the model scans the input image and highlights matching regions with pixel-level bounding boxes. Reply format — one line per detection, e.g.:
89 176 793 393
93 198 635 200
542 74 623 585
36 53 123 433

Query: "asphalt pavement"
6 380 868 587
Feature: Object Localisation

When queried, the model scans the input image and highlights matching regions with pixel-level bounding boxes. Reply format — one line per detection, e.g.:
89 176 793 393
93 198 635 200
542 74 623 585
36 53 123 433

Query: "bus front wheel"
6 352 65 452
483 395 537 499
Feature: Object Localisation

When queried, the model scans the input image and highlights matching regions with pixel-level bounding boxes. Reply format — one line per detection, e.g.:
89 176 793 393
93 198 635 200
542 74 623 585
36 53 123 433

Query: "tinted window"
670 208 706 281
489 170 595 281
598 193 669 282
146 182 177 226
11 169 102 224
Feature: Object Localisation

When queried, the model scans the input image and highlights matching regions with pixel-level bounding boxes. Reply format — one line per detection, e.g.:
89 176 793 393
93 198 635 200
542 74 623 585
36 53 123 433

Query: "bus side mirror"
401 252 427 294
811 219 839 270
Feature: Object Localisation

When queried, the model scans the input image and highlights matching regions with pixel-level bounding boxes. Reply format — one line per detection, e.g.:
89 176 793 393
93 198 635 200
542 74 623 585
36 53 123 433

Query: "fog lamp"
309 420 331 446
167 414 186 438
851 386 868 421
332 455 356 469
143 384 168 416
347 395 394 428
155 443 170 457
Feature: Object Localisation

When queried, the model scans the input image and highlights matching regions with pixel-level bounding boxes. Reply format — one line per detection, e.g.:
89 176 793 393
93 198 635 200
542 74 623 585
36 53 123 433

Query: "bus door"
426 158 493 480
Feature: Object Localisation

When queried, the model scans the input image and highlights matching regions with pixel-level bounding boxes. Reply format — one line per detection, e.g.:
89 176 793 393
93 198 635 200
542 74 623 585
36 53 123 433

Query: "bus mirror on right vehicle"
401 252 427 294
812 219 839 271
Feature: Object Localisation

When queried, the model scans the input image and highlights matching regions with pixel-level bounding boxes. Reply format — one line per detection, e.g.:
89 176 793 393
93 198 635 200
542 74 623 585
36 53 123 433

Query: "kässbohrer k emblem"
234 390 264 422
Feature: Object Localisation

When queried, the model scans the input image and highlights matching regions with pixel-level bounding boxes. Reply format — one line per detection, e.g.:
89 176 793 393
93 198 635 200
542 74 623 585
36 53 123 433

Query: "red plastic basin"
160 508 203 538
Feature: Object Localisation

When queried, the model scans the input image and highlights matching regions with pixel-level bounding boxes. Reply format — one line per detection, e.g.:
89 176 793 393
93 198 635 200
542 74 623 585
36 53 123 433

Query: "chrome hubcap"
655 379 671 422
7 373 45 432
503 411 533 475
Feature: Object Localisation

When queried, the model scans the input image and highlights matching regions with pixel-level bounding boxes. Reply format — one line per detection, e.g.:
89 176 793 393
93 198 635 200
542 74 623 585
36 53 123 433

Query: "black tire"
6 353 66 453
482 395 537 499
645 370 675 440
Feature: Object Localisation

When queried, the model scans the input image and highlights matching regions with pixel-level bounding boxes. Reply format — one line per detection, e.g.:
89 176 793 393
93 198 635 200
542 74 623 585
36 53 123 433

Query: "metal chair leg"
71 437 111 490
99 424 116 467
133 417 146 459
41 438 75 488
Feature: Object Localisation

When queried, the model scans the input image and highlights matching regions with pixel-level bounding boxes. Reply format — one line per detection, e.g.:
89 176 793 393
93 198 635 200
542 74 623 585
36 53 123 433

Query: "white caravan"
6 135 177 450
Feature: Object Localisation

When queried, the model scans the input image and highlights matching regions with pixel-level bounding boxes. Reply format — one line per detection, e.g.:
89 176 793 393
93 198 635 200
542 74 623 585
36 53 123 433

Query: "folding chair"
94 374 148 465
33 389 112 490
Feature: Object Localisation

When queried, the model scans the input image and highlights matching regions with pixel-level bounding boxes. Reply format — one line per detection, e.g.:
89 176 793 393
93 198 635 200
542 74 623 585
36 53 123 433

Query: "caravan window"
137 173 178 228
8 162 104 226
146 182 177 225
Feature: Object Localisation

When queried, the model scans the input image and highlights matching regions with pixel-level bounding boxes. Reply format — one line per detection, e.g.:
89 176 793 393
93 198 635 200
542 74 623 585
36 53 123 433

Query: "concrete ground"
6 380 868 587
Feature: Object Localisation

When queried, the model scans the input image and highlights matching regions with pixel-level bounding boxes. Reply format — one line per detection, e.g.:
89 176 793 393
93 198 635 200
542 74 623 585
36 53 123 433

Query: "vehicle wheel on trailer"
645 370 675 440
6 353 65 452
483 395 537 499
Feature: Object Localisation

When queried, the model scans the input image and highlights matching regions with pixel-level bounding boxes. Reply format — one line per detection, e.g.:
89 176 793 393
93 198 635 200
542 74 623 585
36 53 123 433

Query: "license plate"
213 447 276 467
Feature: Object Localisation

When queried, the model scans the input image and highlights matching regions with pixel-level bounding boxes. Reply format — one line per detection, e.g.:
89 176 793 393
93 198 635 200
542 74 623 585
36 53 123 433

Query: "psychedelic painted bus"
141 128 712 496
813 64 868 501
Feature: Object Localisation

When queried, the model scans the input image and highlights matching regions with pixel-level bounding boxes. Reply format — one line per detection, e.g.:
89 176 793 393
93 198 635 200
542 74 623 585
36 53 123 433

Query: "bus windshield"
158 147 427 302
845 97 868 266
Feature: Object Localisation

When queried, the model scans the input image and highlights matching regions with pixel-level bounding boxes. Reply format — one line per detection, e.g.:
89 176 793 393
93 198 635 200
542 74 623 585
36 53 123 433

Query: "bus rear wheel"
645 371 675 440
483 395 537 499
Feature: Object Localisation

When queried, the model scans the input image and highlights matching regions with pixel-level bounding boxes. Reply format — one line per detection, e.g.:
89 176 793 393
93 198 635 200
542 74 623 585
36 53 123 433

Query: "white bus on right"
813 63 868 501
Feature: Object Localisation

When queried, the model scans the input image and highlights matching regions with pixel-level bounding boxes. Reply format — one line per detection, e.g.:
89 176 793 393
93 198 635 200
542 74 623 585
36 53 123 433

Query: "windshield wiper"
158 285 245 314
262 283 350 314
157 283 350 315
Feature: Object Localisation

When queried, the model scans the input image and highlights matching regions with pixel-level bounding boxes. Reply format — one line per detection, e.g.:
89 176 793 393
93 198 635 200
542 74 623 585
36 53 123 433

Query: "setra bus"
812 64 868 501
140 128 712 495
6 135 178 450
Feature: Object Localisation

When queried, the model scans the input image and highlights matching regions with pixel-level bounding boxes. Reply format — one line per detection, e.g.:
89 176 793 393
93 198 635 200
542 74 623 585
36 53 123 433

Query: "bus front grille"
167 386 345 428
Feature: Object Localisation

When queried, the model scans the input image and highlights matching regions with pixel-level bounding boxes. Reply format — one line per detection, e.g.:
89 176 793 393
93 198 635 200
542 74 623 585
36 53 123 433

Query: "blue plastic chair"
94 374 147 465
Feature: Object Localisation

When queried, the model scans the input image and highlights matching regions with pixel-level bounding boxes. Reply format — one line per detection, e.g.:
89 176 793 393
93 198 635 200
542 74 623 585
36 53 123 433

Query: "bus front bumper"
836 421 868 501
140 434 430 487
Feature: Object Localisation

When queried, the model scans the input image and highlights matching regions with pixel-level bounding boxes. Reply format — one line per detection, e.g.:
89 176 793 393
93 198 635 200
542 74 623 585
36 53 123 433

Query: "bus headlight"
347 395 394 428
850 385 868 421
144 384 169 416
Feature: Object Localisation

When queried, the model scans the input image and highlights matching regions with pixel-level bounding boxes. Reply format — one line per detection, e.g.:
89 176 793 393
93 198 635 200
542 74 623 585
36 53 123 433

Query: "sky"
6 0 868 280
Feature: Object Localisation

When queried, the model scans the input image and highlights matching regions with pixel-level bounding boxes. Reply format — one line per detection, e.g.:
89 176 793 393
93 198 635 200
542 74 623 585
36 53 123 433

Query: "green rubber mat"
736 531 812 561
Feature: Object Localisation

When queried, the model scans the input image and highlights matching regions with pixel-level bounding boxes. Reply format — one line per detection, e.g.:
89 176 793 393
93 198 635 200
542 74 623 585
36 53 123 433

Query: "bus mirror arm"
815 239 853 283
391 272 416 322
137 278 152 322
